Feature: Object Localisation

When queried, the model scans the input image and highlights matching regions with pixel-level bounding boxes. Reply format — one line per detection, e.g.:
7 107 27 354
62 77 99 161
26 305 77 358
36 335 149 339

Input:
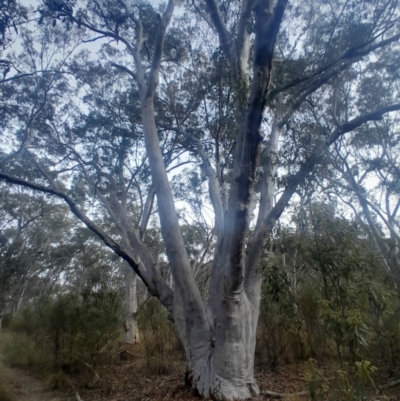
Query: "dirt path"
0 359 64 401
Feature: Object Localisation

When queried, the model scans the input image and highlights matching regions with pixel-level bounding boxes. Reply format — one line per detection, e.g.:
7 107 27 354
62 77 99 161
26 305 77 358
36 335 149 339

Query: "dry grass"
0 369 16 401
0 334 16 401
2 332 400 401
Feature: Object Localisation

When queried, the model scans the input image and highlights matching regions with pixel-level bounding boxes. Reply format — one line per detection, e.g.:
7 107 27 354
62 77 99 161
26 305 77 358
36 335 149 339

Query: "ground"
0 351 399 400
0 359 62 401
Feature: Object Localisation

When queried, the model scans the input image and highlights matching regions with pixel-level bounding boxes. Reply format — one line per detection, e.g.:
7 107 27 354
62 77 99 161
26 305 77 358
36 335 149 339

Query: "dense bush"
136 297 183 375
257 204 400 376
2 290 122 383
2 203 400 400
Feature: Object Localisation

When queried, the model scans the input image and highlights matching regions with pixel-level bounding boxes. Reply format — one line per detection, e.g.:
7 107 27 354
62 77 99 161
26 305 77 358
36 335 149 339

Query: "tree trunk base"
208 379 260 401
187 363 260 401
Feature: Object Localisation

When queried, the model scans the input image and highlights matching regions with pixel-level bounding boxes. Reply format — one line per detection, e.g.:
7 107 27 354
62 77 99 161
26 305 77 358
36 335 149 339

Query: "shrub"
136 297 183 374
47 290 122 374
304 358 377 401
0 313 12 331
1 331 52 370
2 290 122 382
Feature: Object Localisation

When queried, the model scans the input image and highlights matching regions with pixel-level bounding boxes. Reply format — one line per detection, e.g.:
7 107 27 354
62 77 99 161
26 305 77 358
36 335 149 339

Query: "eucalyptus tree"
0 182 126 327
300 42 400 288
0 24 158 343
0 0 29 80
0 184 77 317
327 114 400 289
2 0 400 399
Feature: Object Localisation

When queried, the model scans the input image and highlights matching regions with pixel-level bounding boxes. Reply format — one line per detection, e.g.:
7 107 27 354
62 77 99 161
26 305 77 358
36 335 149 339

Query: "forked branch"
245 103 400 291
268 104 400 228
222 0 288 296
204 0 233 63
146 0 177 98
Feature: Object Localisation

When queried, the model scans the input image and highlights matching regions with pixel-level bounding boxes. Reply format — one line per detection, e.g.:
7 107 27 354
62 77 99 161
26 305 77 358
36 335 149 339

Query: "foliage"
1 331 50 369
304 358 377 401
258 203 400 375
3 290 122 382
137 297 183 375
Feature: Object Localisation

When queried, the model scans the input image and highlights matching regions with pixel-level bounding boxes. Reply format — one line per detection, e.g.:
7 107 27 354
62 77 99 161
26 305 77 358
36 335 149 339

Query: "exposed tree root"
378 379 400 390
262 390 308 399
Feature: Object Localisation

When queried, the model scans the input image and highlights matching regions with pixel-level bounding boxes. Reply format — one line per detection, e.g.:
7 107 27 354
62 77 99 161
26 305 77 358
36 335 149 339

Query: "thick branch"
139 4 212 353
204 0 233 62
146 0 176 98
272 33 400 97
222 0 288 296
142 101 208 318
140 184 155 239
235 0 253 77
129 0 212 349
0 172 174 311
179 129 224 235
245 103 400 294
0 69 58 84
253 108 282 240
110 62 137 80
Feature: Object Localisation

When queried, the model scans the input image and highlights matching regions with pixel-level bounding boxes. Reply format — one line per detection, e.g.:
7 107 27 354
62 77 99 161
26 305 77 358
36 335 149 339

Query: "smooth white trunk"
124 263 139 344
176 290 260 401
17 281 28 312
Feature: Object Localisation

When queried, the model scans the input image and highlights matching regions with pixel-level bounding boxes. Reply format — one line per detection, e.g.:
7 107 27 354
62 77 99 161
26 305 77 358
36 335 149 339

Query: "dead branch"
378 379 400 390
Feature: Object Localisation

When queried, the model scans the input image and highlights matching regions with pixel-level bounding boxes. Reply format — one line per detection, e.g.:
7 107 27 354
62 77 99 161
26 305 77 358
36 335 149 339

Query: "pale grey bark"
17 281 27 312
140 185 155 240
178 129 225 236
124 263 139 344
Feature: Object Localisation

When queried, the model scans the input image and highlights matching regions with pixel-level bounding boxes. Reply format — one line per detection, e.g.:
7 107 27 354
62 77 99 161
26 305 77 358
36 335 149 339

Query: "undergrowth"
2 208 400 400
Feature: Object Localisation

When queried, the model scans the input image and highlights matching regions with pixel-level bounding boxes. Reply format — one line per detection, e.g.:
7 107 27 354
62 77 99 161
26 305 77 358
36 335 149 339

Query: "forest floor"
1 349 400 401
0 360 312 401
77 362 312 401
0 356 64 401
76 360 400 401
